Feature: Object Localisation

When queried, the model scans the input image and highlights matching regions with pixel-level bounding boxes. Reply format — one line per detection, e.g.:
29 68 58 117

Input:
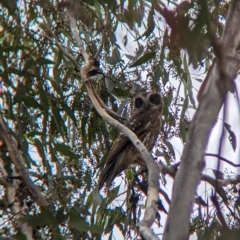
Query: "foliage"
0 0 239 239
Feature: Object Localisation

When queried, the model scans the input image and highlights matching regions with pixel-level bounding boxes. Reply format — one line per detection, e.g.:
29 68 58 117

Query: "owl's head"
134 91 163 111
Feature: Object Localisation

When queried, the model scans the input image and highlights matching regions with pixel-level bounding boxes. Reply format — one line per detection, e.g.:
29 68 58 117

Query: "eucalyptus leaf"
105 77 115 91
130 52 156 68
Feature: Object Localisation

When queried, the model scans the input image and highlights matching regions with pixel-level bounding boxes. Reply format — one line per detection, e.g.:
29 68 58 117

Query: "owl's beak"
145 104 150 110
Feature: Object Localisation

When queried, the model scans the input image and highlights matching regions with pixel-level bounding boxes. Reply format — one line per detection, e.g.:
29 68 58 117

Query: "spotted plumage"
98 91 163 190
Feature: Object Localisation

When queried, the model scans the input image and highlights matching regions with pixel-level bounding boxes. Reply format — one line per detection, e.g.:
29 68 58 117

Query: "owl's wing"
98 110 158 189
107 111 151 162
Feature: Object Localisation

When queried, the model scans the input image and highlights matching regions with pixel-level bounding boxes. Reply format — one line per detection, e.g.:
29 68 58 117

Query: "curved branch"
63 4 159 239
85 75 159 240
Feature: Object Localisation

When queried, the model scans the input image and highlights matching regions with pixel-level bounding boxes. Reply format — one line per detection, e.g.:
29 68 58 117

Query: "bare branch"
202 174 240 188
158 162 179 177
205 153 240 167
159 188 171 205
163 1 240 239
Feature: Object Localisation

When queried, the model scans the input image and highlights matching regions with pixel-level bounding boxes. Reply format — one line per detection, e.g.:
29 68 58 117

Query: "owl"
98 91 163 190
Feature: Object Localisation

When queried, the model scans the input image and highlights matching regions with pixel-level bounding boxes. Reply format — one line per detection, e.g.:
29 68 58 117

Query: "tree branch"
29 26 126 122
0 154 34 239
0 114 49 206
205 153 240 167
202 174 240 188
163 1 240 239
62 4 159 239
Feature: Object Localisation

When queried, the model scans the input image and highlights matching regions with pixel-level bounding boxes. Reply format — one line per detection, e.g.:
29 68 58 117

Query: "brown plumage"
98 91 163 190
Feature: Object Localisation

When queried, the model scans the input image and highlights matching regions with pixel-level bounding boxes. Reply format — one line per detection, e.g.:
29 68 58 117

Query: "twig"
159 188 171 205
205 153 240 167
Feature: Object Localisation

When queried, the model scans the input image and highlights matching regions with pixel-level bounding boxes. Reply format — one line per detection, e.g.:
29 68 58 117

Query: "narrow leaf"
54 143 77 159
224 122 237 151
130 52 156 68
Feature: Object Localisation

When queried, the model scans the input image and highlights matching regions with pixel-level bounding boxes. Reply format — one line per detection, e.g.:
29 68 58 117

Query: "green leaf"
1 0 17 15
224 123 237 151
23 97 40 109
123 9 134 29
2 45 31 52
107 185 120 201
180 96 189 121
194 78 203 82
126 168 134 181
130 52 156 68
39 58 55 65
105 77 115 92
125 53 137 61
94 0 102 20
24 58 36 70
84 171 92 191
54 143 77 159
92 189 102 207
61 101 78 126
125 44 144 61
135 44 144 58
68 210 102 234
134 6 144 27
69 218 89 231
20 213 48 228
34 139 51 173
152 65 163 89
106 47 121 65
86 192 93 209
88 225 103 234
41 206 58 227
165 140 175 159
183 54 196 108
12 232 27 240
122 34 128 46
142 8 155 38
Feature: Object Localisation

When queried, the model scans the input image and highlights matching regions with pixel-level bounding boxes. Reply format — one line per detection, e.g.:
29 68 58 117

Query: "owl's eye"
149 94 161 105
135 97 143 108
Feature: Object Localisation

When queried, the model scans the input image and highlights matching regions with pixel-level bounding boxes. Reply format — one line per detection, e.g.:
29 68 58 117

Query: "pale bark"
163 1 240 239
63 4 160 239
